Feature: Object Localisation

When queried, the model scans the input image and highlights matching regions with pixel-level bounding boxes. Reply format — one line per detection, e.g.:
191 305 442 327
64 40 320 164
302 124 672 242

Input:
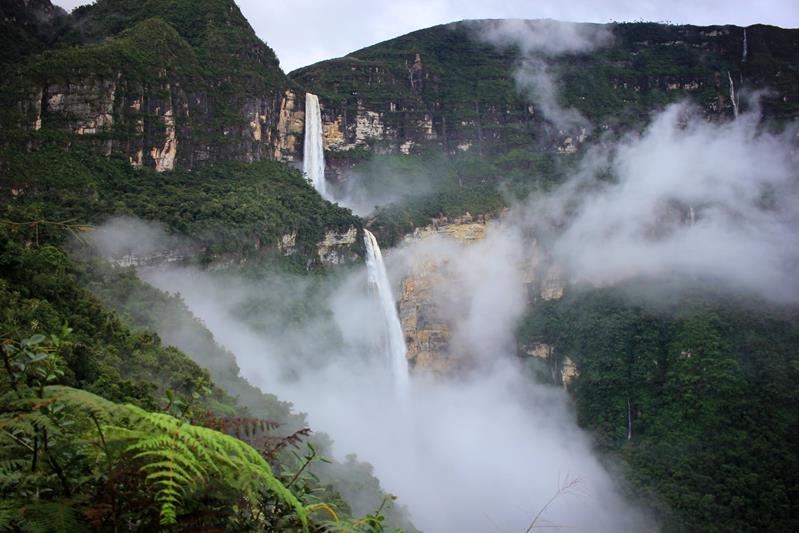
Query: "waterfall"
689 206 696 226
363 229 409 387
727 71 739 118
303 92 327 198
742 28 748 62
627 399 633 441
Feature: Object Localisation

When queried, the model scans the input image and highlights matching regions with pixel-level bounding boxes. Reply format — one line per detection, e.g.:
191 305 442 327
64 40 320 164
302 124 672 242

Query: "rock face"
316 226 360 265
398 219 488 374
273 90 305 162
291 21 799 167
7 7 799 177
520 341 580 389
397 216 573 375
3 1 294 172
400 260 455 374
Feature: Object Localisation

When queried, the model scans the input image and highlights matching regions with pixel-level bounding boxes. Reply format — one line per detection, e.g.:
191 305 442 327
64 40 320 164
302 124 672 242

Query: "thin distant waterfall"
727 71 739 118
363 229 409 387
303 93 327 198
742 28 748 62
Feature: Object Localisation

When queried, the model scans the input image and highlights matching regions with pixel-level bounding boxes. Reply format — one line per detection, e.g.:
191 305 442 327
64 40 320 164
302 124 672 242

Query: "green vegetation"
2 142 360 264
518 284 799 532
355 149 574 245
0 0 70 69
0 325 401 531
3 1 799 530
295 21 799 130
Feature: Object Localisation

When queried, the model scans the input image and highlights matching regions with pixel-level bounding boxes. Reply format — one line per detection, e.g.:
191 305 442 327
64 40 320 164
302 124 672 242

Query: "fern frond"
118 405 309 531
42 386 123 423
18 501 89 533
0 503 20 531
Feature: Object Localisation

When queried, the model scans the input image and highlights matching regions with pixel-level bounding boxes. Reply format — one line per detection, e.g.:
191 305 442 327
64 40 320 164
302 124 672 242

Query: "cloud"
85 216 187 262
476 20 612 132
523 102 799 303
123 222 651 533
478 19 613 56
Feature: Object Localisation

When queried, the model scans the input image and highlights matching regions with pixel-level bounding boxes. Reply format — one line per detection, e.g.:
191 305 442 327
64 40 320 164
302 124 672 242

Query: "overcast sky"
53 0 799 72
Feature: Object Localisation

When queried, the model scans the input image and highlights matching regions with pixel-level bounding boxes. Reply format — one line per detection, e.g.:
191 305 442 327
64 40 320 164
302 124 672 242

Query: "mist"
477 19 613 133
523 102 799 303
84 87 799 530
107 221 650 533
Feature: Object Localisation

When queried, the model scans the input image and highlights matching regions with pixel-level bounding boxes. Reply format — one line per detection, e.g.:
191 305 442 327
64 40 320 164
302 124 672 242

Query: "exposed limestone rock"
316 226 359 264
408 53 425 93
354 106 385 143
561 356 579 388
129 148 144 168
274 89 305 161
417 114 435 139
400 269 456 375
108 248 191 268
44 79 117 136
150 101 177 172
525 343 553 360
410 213 488 242
520 240 566 302
540 266 565 301
519 341 578 389
24 87 44 132
399 220 489 374
520 341 559 382
323 115 347 150
557 127 588 154
277 231 297 256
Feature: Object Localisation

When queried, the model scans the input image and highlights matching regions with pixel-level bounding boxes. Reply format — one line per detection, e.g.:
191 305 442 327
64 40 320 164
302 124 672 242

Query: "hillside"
293 20 799 155
289 20 799 233
0 0 301 170
1 1 798 531
0 1 419 529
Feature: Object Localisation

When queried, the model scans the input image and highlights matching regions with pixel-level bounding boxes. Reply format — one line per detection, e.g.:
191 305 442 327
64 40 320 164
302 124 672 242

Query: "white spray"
303 93 327 198
727 71 739 118
363 229 409 388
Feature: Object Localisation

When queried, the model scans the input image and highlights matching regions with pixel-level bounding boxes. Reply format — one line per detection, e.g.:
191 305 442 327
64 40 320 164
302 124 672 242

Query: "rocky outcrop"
4 3 293 172
273 90 305 162
400 260 456 374
398 220 489 374
277 231 297 256
397 216 571 375
520 342 579 389
316 226 359 265
291 22 799 167
560 356 579 388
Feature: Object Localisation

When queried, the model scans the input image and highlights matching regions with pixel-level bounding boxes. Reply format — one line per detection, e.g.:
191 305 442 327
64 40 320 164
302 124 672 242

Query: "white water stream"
303 92 327 198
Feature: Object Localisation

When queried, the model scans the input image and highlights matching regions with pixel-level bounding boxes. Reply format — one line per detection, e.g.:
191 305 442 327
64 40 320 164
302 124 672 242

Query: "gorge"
1 1 798 531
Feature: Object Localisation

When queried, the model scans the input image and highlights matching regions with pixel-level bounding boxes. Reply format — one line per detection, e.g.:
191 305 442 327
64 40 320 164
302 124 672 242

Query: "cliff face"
7 9 798 177
290 21 799 165
1 0 299 171
399 215 570 375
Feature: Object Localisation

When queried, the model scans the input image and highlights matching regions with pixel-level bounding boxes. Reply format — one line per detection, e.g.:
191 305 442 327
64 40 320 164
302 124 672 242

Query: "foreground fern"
0 384 309 531
123 405 308 529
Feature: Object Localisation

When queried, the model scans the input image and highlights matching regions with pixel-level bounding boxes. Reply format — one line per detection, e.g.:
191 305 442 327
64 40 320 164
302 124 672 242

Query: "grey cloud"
84 223 652 532
479 19 613 55
476 19 611 132
524 103 799 303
